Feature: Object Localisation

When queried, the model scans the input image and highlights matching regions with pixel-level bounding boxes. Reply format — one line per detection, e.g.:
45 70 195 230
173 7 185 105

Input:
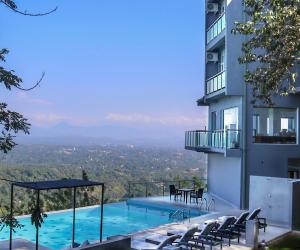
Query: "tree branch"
0 0 57 16
15 72 44 91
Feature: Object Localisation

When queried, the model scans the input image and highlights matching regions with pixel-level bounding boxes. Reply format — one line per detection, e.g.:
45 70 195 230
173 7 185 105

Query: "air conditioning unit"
207 3 219 13
206 52 218 63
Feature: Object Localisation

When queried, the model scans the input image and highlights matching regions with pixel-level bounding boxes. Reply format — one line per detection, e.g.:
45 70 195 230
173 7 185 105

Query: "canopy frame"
9 179 105 250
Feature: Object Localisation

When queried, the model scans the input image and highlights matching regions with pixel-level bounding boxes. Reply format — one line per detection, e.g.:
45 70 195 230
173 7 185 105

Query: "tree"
232 0 300 105
0 0 57 153
0 0 57 232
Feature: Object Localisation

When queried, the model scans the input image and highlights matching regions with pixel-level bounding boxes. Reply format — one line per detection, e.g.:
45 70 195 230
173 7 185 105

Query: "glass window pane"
253 107 297 144
223 107 238 130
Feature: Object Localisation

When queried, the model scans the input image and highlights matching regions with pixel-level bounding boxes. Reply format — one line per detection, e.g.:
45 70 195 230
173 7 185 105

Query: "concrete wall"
79 237 131 250
245 88 300 206
208 153 241 207
249 176 300 229
292 181 300 230
225 0 244 96
249 176 292 227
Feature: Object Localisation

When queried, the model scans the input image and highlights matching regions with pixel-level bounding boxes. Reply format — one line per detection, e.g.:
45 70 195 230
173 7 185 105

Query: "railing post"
128 183 131 198
225 129 228 149
145 183 148 197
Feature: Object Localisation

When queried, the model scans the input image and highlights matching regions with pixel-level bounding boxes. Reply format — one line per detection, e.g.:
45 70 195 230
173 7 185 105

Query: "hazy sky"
0 0 207 141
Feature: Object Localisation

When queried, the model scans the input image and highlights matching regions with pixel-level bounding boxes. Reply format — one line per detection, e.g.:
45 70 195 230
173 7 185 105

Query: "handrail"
206 14 226 43
169 209 190 221
186 129 240 133
206 71 226 94
207 198 215 211
206 70 225 82
185 129 241 150
128 179 207 198
206 13 225 32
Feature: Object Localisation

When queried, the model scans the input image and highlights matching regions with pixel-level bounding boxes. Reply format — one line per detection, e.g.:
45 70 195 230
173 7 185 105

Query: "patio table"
178 188 194 204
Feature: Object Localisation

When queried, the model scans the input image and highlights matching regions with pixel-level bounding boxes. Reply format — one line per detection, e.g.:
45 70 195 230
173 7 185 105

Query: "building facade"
185 0 300 209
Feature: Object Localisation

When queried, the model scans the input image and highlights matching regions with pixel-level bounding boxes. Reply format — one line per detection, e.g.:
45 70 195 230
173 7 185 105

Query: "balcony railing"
207 14 226 44
206 70 225 95
127 179 207 198
185 129 241 150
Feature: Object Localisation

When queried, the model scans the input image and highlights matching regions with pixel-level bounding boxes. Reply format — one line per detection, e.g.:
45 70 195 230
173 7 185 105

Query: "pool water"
0 201 206 249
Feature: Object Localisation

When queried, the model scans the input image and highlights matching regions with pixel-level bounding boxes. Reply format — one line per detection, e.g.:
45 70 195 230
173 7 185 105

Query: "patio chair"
210 216 238 246
189 188 204 204
189 221 222 250
141 234 180 250
169 184 182 201
228 211 249 243
247 208 267 232
171 226 199 248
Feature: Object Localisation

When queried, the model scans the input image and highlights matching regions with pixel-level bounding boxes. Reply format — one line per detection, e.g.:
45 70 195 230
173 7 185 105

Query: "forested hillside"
0 144 206 215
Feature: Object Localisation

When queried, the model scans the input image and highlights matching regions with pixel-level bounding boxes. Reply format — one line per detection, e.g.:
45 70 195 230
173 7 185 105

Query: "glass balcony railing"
207 14 226 44
185 129 241 150
206 70 225 95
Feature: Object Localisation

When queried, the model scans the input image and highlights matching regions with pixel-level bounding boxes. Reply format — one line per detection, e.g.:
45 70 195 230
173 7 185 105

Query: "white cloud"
105 113 207 127
16 92 53 106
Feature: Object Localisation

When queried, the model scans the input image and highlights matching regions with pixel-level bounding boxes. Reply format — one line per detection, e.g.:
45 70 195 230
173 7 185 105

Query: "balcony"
185 129 241 157
207 14 225 44
206 70 225 95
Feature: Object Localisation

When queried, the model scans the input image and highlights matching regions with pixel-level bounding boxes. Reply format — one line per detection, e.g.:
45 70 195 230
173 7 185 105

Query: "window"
211 111 217 131
253 114 260 136
223 107 238 130
220 47 225 72
223 107 239 148
288 159 300 179
253 107 297 144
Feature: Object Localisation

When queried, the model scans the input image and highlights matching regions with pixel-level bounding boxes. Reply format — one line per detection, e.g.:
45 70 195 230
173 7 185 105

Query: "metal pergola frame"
9 179 105 250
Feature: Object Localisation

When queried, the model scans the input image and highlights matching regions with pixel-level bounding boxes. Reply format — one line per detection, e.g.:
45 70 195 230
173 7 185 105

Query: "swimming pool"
0 201 207 249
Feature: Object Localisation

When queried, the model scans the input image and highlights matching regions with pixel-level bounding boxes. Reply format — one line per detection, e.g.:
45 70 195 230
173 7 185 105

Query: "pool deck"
130 195 291 250
0 238 51 250
0 195 291 250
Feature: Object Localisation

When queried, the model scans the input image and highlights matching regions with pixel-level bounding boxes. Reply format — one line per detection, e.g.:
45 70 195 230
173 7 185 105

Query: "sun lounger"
210 216 237 246
189 221 222 250
171 226 199 248
136 234 180 250
247 208 267 232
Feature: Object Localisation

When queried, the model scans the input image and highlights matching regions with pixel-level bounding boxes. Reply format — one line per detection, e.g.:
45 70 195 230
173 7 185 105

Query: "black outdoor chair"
247 208 267 232
190 221 222 250
169 184 182 201
190 188 204 204
228 211 249 243
210 216 239 246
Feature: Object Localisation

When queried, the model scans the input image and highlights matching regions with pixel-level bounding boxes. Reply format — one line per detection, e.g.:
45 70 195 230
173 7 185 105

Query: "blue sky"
0 0 207 142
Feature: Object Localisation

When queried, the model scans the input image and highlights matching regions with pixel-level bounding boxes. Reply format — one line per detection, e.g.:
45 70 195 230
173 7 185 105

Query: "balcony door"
223 107 239 148
211 111 217 131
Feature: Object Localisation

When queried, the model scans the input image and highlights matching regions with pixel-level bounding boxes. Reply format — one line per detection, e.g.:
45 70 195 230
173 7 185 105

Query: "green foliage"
192 176 203 189
0 49 30 153
26 191 48 229
0 145 207 214
233 0 300 105
0 206 23 232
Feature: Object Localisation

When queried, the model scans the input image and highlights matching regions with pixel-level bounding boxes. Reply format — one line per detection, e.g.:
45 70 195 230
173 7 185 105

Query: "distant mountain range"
15 122 187 148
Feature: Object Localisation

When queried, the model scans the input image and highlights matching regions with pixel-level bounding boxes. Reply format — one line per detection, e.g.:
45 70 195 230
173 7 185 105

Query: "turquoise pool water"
0 201 206 249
